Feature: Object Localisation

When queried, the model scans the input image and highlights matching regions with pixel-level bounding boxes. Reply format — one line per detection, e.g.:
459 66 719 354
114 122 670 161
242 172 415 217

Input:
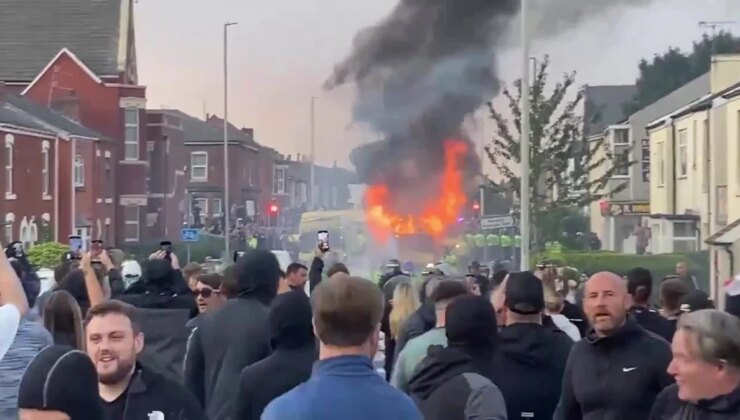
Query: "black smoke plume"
326 0 520 189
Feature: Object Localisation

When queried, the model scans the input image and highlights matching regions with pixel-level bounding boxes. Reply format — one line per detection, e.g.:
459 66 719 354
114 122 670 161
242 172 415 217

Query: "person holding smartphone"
0 243 30 362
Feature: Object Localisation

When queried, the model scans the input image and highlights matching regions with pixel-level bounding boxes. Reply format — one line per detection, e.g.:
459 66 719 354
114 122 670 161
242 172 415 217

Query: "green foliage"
531 250 710 292
625 31 740 114
486 56 633 249
27 242 68 269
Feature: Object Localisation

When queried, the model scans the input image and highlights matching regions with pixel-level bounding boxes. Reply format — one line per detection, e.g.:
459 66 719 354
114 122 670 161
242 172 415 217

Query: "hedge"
532 250 710 292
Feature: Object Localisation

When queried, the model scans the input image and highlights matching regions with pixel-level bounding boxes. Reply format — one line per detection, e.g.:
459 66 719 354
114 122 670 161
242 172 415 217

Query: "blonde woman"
542 277 580 342
389 282 420 341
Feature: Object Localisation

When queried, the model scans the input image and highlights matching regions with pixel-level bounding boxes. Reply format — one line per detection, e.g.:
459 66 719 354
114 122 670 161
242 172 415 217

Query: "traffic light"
269 203 279 214
472 202 480 212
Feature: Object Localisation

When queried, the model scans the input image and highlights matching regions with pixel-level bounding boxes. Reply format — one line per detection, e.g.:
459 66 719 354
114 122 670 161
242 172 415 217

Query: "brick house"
165 110 264 229
0 90 107 247
0 0 174 246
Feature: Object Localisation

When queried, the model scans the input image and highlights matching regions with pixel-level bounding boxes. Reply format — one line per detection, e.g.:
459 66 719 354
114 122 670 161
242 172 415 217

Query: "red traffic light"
269 204 279 214
472 202 480 211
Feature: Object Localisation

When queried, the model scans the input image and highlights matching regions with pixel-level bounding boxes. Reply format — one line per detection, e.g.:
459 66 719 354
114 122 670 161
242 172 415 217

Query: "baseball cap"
679 290 715 313
18 346 102 420
505 271 544 315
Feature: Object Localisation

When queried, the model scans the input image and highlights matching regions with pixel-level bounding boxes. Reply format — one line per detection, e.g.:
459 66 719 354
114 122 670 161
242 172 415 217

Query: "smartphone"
318 230 330 252
160 241 173 261
68 235 83 253
233 250 247 263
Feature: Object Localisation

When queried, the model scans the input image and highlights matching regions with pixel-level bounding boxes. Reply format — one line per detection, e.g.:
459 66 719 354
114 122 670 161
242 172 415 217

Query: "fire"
365 139 468 243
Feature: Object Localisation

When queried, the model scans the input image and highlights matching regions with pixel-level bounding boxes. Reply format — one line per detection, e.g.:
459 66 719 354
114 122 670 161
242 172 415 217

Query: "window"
42 142 50 197
273 166 286 194
717 186 728 225
5 135 13 197
124 108 139 160
613 128 629 145
4 213 14 243
673 221 697 253
657 142 665 186
613 148 630 177
74 155 84 187
212 198 223 216
190 152 208 181
193 198 208 226
678 129 688 177
123 206 139 242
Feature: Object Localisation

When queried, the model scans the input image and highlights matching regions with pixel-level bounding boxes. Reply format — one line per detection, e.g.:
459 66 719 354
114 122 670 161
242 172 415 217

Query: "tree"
485 55 632 250
625 31 740 114
27 242 68 269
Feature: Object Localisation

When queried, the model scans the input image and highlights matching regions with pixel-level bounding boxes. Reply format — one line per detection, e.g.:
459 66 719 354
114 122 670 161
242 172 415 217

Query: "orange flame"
365 139 468 243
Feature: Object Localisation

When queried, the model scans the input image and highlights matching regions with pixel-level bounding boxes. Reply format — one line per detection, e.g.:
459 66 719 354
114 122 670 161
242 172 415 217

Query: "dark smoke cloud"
327 0 520 185
328 0 661 189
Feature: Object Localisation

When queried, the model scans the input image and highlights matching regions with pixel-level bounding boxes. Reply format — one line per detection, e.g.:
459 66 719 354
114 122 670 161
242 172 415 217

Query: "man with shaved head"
554 272 673 420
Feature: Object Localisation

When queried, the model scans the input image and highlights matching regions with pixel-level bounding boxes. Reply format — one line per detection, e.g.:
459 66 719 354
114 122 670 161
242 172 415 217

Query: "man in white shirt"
0 245 29 362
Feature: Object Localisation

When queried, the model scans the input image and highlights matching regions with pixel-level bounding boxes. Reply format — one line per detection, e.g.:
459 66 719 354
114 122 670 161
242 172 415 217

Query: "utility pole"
223 21 238 259
310 96 317 210
519 0 531 271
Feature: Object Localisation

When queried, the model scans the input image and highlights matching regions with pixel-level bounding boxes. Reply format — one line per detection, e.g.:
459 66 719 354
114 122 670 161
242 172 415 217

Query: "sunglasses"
195 288 220 298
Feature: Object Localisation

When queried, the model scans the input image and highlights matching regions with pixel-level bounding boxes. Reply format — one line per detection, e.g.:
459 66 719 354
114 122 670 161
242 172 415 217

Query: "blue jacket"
262 355 422 420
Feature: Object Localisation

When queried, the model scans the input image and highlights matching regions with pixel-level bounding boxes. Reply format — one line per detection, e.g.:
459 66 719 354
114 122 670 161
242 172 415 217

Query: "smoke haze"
327 0 664 188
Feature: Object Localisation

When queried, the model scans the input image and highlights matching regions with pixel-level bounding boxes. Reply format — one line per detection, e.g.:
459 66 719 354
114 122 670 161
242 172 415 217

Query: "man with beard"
285 262 309 291
84 300 206 420
184 249 280 420
555 271 673 420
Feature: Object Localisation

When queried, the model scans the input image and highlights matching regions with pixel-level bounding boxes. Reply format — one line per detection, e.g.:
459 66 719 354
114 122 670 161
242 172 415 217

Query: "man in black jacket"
408 296 506 420
555 271 673 420
184 249 280 420
649 309 740 420
492 271 573 420
84 300 206 420
235 288 317 419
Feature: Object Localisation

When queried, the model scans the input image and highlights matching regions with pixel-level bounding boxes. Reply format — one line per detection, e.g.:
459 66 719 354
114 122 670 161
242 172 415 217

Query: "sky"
135 0 740 172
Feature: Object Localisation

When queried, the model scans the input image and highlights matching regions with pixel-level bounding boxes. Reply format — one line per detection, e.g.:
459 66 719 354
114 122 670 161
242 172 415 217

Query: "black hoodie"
408 296 507 420
234 289 317 420
649 383 740 420
555 317 674 420
184 250 281 420
492 323 573 419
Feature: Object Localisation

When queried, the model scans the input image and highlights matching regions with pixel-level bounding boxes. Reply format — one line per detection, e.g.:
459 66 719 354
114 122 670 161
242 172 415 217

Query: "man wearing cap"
18 345 102 420
492 271 573 420
555 272 673 420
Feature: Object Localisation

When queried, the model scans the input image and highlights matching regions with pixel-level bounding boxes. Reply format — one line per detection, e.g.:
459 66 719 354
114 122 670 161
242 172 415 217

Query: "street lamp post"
519 0 531 271
223 21 238 259
310 96 317 210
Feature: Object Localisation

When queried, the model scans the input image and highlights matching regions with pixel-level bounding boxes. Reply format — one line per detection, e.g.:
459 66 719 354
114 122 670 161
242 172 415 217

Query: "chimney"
51 90 80 122
296 153 301 161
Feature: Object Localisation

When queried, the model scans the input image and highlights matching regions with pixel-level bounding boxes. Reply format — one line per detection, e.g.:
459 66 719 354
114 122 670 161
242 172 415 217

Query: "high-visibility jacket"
474 234 486 248
500 235 513 248
513 235 522 248
487 234 500 247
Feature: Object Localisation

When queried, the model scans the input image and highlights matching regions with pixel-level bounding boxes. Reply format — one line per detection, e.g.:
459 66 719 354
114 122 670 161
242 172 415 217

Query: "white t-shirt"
0 304 21 362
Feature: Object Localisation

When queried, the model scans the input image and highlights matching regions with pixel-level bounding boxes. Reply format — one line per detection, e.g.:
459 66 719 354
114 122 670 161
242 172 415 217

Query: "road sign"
480 215 516 231
181 228 200 242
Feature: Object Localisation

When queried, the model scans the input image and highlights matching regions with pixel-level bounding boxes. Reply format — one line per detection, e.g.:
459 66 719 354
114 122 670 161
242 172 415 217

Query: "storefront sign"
609 202 650 216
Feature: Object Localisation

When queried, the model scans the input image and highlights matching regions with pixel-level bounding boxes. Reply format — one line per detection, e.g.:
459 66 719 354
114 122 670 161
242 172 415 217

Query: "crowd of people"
0 238 739 419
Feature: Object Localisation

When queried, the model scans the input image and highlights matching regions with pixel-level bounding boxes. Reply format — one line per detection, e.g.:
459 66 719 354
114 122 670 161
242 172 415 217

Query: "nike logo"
622 367 637 372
